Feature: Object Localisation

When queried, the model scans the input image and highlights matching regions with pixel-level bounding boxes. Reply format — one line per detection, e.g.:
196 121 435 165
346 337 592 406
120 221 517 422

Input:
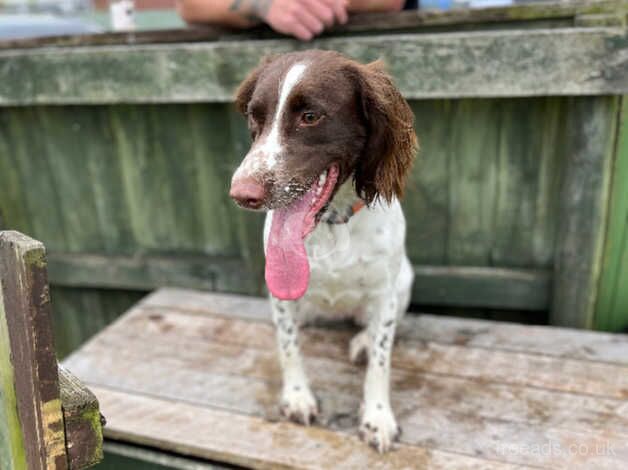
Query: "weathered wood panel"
66 304 628 430
1 27 627 105
406 98 567 268
69 298 628 400
0 94 618 344
596 96 628 332
50 287 144 360
551 96 620 328
59 366 103 469
47 253 549 310
141 288 628 364
0 105 262 256
0 98 571 265
0 270 26 469
63 289 628 469
0 231 105 469
94 386 532 470
47 252 262 294
0 231 67 470
1 14 625 332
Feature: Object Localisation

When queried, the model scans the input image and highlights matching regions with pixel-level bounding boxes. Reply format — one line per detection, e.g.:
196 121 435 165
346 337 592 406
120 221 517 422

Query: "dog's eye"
247 104 265 127
248 115 261 140
300 111 322 126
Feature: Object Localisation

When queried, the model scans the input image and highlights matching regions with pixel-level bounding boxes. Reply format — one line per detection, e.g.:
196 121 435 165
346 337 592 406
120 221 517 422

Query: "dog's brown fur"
234 51 417 209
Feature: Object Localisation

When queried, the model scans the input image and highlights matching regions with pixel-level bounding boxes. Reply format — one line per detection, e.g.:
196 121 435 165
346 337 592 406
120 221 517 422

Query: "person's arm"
346 0 404 12
176 0 259 28
177 0 404 40
178 0 350 40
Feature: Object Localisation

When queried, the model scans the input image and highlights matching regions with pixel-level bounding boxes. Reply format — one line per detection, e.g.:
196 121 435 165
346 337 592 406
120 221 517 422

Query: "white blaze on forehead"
264 62 308 164
234 62 308 179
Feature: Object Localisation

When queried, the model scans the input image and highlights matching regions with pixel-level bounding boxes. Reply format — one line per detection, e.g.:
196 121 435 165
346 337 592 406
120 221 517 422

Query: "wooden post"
58 367 104 470
0 231 103 469
551 97 619 328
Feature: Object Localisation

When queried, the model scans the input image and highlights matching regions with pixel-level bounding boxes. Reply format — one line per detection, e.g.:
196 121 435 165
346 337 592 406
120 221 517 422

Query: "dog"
229 50 417 453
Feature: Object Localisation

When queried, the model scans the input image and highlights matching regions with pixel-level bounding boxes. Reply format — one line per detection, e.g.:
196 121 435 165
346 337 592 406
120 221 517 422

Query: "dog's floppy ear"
352 60 418 205
235 55 276 115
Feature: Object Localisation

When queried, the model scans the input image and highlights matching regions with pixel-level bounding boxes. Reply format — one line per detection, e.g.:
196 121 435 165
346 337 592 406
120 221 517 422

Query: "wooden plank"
1 109 69 252
0 270 26 470
112 105 193 252
63 302 628 467
85 109 136 252
445 100 500 265
575 12 628 27
404 101 451 265
1 27 627 105
527 98 565 267
0 104 246 254
66 303 628 399
142 288 628 363
0 25 231 51
69 337 628 438
0 0 624 50
81 367 628 467
46 252 549 310
551 97 620 327
0 231 67 469
404 97 566 270
489 98 565 268
595 96 628 331
47 252 262 295
91 385 531 470
38 109 107 252
0 115 32 235
106 103 247 255
0 104 256 255
58 366 104 470
413 266 550 309
64 306 628 434
181 104 252 257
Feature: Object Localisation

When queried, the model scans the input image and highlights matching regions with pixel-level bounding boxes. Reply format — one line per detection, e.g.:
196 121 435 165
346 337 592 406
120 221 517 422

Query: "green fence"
1 1 627 356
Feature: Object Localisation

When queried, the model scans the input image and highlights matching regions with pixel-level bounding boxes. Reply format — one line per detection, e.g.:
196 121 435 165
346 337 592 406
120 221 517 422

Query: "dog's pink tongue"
265 191 315 301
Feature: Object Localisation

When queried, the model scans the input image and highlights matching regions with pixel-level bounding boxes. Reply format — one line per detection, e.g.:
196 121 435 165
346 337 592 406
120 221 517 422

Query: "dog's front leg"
359 295 401 453
271 297 318 425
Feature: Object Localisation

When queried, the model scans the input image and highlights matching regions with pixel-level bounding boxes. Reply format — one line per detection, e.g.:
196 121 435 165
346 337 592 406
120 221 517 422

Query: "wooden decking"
63 288 628 469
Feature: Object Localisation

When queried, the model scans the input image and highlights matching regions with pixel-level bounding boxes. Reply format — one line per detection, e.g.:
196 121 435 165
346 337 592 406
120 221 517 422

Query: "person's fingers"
264 4 312 40
305 0 335 27
288 21 314 41
323 0 348 24
294 7 325 36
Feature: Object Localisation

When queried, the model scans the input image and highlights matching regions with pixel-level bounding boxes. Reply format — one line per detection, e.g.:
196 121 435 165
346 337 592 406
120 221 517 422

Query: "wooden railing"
0 231 103 469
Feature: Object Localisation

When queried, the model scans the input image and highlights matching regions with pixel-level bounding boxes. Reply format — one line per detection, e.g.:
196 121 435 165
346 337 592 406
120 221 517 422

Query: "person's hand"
258 0 349 41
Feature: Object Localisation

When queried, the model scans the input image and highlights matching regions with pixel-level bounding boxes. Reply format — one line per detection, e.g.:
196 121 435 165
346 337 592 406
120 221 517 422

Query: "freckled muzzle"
229 145 336 213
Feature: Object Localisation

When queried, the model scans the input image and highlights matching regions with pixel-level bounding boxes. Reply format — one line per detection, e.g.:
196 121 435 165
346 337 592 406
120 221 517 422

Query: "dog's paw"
358 404 401 453
349 329 369 365
279 385 318 426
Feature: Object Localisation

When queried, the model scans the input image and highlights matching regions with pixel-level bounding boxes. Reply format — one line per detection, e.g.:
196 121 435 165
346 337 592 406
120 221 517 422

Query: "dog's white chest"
264 197 408 318
307 218 391 303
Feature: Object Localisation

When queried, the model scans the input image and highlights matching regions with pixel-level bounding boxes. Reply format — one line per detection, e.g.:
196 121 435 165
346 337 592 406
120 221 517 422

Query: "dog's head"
230 50 417 300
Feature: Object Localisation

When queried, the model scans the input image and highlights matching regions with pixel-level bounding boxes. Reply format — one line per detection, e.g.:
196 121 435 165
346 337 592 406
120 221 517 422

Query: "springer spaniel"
229 50 417 453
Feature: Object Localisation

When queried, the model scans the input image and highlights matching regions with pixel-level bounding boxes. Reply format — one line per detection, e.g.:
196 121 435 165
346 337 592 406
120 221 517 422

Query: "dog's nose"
229 176 266 210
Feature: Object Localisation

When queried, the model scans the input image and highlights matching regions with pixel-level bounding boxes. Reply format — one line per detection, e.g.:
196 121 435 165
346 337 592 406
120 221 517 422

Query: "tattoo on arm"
229 0 273 20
